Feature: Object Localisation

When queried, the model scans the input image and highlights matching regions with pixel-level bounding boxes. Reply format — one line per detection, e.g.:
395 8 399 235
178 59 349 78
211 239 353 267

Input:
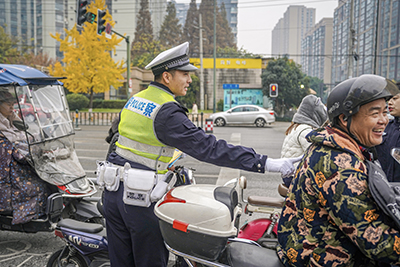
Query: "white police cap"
145 42 198 75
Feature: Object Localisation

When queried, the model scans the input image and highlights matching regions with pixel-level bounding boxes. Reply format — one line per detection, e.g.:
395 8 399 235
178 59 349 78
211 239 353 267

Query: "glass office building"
378 0 400 81
301 18 333 86
331 0 400 83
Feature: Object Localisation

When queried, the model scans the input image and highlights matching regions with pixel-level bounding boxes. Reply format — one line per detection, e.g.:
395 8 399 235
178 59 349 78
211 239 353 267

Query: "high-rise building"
218 0 237 42
301 18 333 88
0 0 74 61
170 0 237 43
149 0 167 38
331 0 400 83
271 5 315 64
0 0 166 64
174 0 189 27
271 18 284 57
332 0 376 82
331 1 349 83
377 0 400 81
90 0 166 63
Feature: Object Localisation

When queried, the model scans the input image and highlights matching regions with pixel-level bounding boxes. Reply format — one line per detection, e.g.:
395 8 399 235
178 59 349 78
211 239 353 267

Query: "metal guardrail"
70 112 119 126
188 113 205 128
71 111 208 128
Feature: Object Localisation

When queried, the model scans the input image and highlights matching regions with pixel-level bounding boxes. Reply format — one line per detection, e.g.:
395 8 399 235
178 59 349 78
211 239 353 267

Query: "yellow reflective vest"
115 85 176 173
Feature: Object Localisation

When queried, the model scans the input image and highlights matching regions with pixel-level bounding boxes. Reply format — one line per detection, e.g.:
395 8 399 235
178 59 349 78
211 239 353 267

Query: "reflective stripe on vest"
116 135 175 171
116 85 176 173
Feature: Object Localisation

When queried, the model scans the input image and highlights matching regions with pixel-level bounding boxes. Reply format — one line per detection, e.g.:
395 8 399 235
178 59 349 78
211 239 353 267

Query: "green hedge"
276 116 292 122
217 99 224 111
66 94 89 110
92 100 127 109
66 94 127 110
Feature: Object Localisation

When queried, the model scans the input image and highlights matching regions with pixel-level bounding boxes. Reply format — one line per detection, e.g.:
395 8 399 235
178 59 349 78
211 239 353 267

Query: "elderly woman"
0 91 27 142
0 90 51 224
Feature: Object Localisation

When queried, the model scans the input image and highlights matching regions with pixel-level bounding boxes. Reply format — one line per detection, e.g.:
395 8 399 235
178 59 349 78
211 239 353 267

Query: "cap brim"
175 64 198 72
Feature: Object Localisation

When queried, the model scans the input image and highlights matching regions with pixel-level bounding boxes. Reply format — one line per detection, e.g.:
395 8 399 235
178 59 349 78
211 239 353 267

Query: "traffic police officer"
103 42 300 267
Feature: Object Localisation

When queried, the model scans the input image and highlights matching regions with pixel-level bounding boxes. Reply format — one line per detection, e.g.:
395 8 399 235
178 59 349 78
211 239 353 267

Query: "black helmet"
327 74 398 123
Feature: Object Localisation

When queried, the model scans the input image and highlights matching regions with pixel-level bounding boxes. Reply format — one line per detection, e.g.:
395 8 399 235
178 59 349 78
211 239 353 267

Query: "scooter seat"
58 218 104 233
226 242 284 267
247 196 284 208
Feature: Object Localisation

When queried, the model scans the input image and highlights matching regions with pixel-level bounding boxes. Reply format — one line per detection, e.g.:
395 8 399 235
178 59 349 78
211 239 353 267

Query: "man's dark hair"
154 70 176 82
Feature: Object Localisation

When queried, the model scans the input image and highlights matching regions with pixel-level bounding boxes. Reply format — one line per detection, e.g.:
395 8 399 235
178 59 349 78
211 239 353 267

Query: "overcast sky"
236 0 339 56
174 0 339 55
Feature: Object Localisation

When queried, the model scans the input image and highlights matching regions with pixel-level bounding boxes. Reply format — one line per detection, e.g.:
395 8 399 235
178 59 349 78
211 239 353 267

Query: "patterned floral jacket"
0 133 49 224
277 125 400 267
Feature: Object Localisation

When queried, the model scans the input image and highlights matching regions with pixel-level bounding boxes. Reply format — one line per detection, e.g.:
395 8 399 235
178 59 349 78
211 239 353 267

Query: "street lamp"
213 0 216 113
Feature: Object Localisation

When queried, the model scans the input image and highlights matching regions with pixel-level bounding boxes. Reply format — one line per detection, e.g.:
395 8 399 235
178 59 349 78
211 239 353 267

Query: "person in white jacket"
281 95 328 160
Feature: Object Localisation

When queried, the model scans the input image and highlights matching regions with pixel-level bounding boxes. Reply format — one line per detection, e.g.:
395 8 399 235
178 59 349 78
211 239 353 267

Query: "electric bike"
236 176 287 249
154 176 283 267
0 64 101 233
46 154 195 267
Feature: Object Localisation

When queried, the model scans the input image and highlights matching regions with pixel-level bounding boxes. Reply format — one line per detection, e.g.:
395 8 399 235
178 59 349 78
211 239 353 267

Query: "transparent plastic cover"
9 85 86 185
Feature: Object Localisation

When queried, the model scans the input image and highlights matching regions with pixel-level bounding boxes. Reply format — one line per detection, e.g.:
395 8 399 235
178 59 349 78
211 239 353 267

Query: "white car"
209 105 275 127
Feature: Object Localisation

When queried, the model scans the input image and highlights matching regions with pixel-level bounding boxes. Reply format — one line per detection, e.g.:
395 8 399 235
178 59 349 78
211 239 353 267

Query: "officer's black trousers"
103 182 169 267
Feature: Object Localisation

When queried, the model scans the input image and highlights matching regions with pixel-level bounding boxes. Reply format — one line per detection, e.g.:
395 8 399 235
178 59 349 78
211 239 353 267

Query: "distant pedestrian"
281 95 328 159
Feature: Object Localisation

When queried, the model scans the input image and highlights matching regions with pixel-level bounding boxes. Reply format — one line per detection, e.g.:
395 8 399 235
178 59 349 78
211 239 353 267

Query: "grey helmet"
327 74 398 124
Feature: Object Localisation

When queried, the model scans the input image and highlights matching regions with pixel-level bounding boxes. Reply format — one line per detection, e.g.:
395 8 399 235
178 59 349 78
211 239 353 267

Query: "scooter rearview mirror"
239 176 247 190
391 148 400 165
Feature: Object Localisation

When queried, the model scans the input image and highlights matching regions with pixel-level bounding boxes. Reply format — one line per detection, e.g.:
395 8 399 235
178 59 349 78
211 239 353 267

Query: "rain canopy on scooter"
0 64 92 194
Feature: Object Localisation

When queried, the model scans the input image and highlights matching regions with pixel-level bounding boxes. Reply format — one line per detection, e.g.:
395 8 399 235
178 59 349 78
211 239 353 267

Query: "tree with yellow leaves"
49 0 126 108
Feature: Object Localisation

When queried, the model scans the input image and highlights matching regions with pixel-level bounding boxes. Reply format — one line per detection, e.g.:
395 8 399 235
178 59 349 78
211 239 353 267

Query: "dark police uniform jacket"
376 117 400 182
108 81 267 173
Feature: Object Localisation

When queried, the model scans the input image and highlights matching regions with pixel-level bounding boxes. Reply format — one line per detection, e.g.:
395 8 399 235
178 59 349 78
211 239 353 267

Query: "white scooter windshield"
14 85 86 186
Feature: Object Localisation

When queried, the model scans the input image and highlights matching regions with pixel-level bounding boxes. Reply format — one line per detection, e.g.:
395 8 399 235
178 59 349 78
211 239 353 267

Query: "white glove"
265 156 303 178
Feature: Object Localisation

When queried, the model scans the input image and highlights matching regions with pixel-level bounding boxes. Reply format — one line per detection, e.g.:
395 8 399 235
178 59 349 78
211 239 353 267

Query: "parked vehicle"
47 156 195 267
13 102 50 123
47 202 108 267
154 177 283 267
209 105 275 127
0 64 101 233
154 150 400 267
236 176 287 249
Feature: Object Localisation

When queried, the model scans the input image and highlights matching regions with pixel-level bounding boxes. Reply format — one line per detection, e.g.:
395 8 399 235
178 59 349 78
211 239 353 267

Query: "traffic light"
269 83 278 97
86 12 96 24
97 9 106 35
76 0 88 27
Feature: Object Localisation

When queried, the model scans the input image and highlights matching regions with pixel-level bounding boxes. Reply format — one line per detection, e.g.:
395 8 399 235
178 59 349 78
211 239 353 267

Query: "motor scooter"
46 154 196 267
154 176 283 267
0 64 101 233
236 176 287 249
154 149 400 267
219 176 287 249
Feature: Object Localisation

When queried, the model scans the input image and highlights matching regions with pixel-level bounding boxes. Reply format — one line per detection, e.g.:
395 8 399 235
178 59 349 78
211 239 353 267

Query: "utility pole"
347 0 354 78
373 0 380 74
112 30 131 99
213 0 216 113
199 14 204 111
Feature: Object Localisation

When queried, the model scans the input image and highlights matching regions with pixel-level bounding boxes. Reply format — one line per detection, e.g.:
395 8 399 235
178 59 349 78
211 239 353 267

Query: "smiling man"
277 75 400 267
103 42 300 267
